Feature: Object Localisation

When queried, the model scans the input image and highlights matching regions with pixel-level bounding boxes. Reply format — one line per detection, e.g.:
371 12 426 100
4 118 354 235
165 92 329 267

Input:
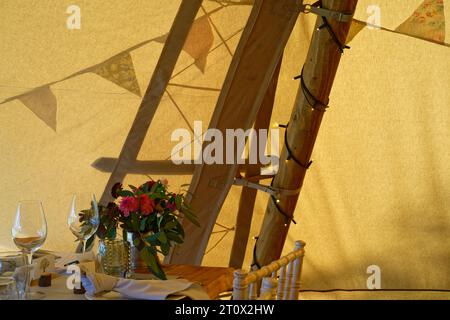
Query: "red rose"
140 194 155 216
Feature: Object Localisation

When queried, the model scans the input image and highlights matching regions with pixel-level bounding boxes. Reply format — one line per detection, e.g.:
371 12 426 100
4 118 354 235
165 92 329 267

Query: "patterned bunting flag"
396 0 446 43
19 86 57 131
92 52 142 96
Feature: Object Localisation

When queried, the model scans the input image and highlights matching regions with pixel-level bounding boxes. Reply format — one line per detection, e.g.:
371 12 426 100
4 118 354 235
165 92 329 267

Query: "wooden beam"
254 0 359 268
99 0 203 205
92 158 195 175
229 57 282 269
92 158 266 176
166 0 300 265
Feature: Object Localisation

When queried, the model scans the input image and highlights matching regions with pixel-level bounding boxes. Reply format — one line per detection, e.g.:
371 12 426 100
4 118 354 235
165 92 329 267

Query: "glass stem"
25 251 33 295
82 240 87 253
26 252 33 265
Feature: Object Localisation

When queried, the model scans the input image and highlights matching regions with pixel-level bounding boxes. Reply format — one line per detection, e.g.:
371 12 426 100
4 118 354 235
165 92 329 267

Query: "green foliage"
118 190 134 197
79 178 199 280
85 234 95 250
140 246 166 280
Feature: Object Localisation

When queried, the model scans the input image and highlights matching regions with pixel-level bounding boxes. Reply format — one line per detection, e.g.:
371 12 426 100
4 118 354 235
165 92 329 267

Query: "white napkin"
55 251 95 270
79 263 210 300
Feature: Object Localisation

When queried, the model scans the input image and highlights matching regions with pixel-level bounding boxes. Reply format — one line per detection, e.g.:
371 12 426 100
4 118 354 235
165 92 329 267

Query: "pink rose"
119 196 138 217
166 202 177 212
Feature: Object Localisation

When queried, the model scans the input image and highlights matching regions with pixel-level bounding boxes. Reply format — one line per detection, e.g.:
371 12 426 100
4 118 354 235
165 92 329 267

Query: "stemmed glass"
11 200 47 300
68 193 100 253
0 277 19 300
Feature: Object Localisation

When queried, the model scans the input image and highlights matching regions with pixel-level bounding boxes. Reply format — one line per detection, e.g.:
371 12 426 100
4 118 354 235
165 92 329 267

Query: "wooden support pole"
254 0 359 268
166 0 300 265
229 58 282 269
99 0 202 205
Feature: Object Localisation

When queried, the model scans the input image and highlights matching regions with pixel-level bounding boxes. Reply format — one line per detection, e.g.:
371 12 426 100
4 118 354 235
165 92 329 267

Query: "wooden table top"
164 264 234 299
33 264 235 300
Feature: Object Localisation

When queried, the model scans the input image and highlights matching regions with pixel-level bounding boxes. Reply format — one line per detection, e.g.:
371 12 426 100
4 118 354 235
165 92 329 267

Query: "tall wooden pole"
229 58 282 269
254 0 359 268
167 0 300 265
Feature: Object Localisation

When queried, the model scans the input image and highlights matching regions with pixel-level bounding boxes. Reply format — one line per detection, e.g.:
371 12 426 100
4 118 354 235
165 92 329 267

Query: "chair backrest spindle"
258 277 278 300
277 265 287 300
248 282 258 300
233 269 249 300
288 241 304 300
232 240 306 300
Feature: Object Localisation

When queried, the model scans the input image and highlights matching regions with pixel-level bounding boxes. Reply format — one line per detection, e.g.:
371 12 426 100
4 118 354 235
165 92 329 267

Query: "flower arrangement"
84 178 199 280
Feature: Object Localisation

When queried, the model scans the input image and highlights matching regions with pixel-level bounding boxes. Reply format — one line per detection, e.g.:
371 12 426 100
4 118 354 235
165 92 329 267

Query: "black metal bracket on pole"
300 1 353 23
234 178 300 198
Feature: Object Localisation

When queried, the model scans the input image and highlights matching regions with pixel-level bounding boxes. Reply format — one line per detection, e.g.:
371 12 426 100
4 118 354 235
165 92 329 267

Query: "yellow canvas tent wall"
1 0 449 297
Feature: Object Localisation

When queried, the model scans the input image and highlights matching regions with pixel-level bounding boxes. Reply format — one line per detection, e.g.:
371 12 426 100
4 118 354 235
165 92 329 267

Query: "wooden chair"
233 240 305 300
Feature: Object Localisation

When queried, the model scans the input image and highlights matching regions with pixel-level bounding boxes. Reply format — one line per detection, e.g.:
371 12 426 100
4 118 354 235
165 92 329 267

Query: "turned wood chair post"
248 282 258 300
259 277 278 300
233 269 249 300
289 240 305 300
277 265 287 300
284 257 295 299
233 240 305 300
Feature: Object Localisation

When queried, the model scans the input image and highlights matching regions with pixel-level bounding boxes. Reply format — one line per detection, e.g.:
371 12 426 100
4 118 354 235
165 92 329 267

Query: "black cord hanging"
293 68 329 112
318 15 350 54
301 1 351 54
270 176 297 225
284 125 313 170
263 122 314 226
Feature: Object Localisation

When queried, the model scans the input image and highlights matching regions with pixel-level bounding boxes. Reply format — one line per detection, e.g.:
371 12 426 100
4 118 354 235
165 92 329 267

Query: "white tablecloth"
34 276 86 300
33 274 209 300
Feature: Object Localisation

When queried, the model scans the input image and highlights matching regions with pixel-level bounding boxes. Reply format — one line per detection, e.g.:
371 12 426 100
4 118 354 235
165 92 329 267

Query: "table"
32 264 234 300
164 265 234 299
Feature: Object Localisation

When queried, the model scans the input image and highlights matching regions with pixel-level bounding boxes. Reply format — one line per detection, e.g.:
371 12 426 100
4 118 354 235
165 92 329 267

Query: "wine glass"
11 200 47 300
68 193 100 253
0 277 19 300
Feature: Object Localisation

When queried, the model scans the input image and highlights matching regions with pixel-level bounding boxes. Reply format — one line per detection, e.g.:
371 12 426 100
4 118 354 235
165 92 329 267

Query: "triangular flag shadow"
19 86 57 131
396 0 446 43
346 20 366 44
156 15 214 73
92 52 142 96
